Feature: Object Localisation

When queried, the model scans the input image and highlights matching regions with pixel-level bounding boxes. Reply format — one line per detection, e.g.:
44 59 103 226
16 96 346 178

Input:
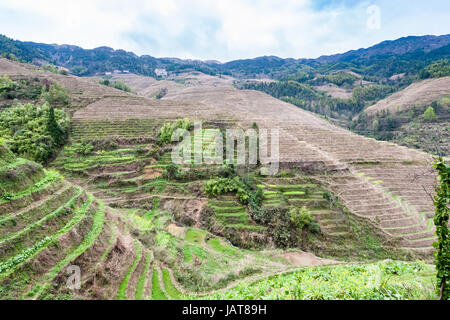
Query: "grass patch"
185 228 207 245
206 237 239 256
136 252 151 300
162 268 183 299
117 240 142 300
151 268 168 300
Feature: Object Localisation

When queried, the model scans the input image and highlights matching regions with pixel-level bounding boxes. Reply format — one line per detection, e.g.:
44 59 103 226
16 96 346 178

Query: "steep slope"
0 57 442 299
71 69 439 255
0 144 139 299
0 57 132 109
315 35 450 63
353 76 449 155
365 77 450 115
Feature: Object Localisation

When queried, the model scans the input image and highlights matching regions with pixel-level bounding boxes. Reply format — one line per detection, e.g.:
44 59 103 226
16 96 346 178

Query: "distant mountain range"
1 33 449 79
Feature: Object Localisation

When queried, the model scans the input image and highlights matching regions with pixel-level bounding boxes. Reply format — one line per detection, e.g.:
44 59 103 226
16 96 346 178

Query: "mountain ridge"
1 33 450 79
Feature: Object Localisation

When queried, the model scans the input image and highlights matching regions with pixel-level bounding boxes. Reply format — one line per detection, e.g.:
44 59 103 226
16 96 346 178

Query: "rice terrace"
0 0 449 306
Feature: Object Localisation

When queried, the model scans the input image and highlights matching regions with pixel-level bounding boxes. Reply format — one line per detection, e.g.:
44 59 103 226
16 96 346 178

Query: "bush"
74 142 94 156
433 158 450 300
155 88 168 99
157 118 191 146
99 79 132 92
163 163 181 180
0 75 17 98
42 83 69 106
71 66 89 76
289 207 313 231
423 106 437 122
89 137 118 151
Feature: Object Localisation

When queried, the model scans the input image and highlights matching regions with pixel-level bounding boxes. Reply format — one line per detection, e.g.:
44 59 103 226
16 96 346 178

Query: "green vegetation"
155 88 168 99
151 268 168 300
0 187 84 277
29 196 106 299
0 168 61 202
136 252 151 300
0 76 44 101
207 261 436 300
99 79 132 92
290 207 315 231
70 66 89 76
0 102 69 162
118 240 142 300
423 106 436 122
206 237 239 256
241 80 395 119
432 158 449 300
314 72 358 87
0 34 446 300
41 64 68 76
42 83 69 106
351 100 449 156
162 268 183 299
419 60 450 79
185 228 206 245
157 118 192 145
205 176 263 208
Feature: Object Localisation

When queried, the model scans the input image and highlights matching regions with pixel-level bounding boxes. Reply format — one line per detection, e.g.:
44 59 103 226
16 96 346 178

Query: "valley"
0 35 448 300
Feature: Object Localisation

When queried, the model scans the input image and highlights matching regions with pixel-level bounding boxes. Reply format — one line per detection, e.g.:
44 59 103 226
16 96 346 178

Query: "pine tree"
46 105 63 146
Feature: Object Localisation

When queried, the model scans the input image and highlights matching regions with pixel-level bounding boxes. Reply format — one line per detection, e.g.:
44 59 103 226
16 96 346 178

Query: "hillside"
365 77 450 115
2 34 450 80
0 56 443 300
350 77 450 155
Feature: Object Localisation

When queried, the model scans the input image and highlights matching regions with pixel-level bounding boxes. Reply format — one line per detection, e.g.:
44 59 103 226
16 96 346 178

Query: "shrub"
433 158 449 300
42 83 69 106
289 207 313 231
163 163 181 180
423 106 437 122
74 142 94 156
157 119 192 146
99 79 132 92
89 137 118 151
155 88 168 99
71 66 89 76
0 75 17 98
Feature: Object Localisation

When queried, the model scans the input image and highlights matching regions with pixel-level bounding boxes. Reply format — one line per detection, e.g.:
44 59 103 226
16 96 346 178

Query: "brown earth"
365 76 450 115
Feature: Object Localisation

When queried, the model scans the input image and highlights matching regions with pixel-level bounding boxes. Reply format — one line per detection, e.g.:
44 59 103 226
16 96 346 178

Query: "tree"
433 158 450 300
46 105 64 146
423 106 437 122
44 83 69 106
0 75 17 97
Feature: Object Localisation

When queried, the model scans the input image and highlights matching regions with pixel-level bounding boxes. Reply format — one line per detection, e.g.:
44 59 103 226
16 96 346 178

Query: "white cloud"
0 0 448 61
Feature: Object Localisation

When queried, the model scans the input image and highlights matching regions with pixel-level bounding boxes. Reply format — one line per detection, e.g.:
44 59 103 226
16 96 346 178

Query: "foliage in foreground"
205 261 436 300
433 158 450 300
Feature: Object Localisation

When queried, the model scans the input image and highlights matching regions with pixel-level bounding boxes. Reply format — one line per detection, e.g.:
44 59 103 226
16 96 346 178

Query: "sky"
0 0 449 62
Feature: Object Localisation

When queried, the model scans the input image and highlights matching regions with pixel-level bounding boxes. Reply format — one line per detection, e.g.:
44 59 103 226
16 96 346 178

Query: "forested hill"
1 34 449 79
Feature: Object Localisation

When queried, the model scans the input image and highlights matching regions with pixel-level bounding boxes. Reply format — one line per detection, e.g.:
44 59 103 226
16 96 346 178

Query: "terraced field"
0 57 443 300
0 145 133 299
